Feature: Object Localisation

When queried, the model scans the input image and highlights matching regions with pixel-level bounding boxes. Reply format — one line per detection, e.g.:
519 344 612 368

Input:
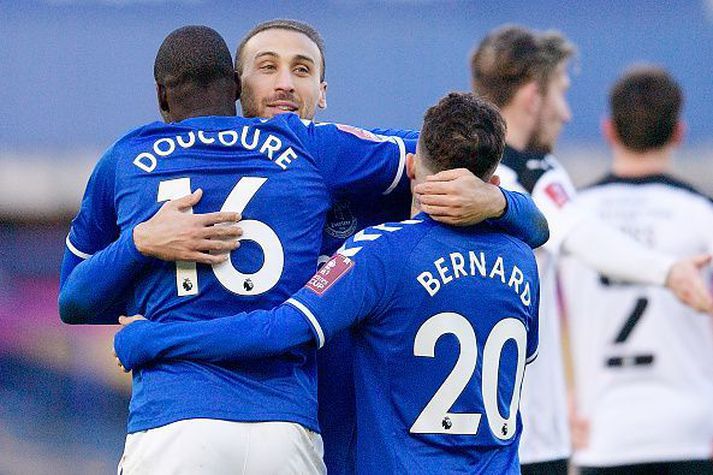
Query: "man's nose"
274 67 295 92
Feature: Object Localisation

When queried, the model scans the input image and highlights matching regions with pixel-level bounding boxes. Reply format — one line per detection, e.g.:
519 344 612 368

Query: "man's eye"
259 64 276 71
294 66 310 75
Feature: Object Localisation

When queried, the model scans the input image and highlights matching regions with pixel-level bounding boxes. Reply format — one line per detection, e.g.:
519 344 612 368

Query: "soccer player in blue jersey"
115 92 540 474
121 21 548 473
59 26 546 473
61 25 418 473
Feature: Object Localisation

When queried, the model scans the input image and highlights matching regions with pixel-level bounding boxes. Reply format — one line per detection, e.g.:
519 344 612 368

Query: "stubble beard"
525 116 555 155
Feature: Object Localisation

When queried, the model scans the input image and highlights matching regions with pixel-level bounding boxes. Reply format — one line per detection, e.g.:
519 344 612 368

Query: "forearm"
562 216 674 286
491 189 550 249
59 230 150 324
114 304 316 370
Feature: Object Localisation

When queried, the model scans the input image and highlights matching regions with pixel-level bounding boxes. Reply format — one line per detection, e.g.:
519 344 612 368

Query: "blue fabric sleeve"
59 144 139 324
287 234 396 345
367 127 420 140
66 147 120 256
113 304 315 371
113 231 395 370
489 188 550 249
59 230 151 324
310 122 416 198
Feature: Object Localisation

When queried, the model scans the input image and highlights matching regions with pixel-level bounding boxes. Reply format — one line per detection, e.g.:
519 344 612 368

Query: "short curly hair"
420 92 507 180
154 25 234 89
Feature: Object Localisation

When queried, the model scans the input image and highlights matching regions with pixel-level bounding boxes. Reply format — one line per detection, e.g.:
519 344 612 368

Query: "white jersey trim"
526 347 539 365
382 136 406 195
287 298 325 349
65 235 92 260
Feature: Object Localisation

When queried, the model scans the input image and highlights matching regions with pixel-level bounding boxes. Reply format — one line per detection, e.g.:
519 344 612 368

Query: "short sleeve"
66 147 120 258
309 122 416 199
286 230 398 348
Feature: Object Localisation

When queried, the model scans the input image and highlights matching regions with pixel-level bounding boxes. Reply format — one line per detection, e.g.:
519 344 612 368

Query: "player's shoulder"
88 122 162 174
480 221 538 264
263 114 334 148
106 121 160 153
296 116 399 143
106 120 200 159
107 115 261 160
270 113 323 134
499 146 566 193
261 112 309 130
446 222 540 284
584 173 713 206
338 216 433 260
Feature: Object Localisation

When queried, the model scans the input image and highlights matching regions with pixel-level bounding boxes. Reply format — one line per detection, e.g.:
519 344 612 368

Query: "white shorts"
118 419 325 475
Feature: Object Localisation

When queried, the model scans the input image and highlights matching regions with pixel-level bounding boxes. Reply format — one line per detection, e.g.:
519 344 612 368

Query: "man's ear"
488 174 501 187
601 118 618 147
156 83 170 122
519 81 542 116
406 153 416 180
318 81 328 109
670 120 685 147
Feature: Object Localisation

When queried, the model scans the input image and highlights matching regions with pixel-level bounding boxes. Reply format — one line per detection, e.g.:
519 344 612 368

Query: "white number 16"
157 177 284 297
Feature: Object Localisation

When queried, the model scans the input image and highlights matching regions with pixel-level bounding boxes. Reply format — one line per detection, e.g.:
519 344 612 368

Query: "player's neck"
170 103 237 122
500 108 531 152
410 169 430 218
411 194 422 218
611 147 672 178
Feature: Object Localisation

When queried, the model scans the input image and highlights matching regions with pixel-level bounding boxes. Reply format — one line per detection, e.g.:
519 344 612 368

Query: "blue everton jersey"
319 127 417 258
317 129 412 473
66 113 411 433
289 214 540 473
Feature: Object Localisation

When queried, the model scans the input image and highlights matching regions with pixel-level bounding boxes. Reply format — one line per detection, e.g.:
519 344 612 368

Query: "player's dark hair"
420 92 506 180
470 24 575 107
154 25 234 90
235 18 326 81
610 65 683 152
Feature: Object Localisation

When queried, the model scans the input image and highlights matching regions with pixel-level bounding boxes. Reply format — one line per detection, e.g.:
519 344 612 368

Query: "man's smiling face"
238 28 327 120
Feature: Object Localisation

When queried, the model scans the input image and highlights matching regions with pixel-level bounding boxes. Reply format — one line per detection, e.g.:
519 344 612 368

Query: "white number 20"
410 312 527 440
157 177 284 297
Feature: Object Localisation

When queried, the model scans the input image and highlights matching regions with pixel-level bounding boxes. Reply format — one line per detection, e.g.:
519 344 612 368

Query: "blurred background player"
114 92 540 474
469 24 713 475
561 66 713 475
129 18 548 475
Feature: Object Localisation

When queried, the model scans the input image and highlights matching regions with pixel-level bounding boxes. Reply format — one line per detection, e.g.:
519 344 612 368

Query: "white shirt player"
497 146 677 465
560 174 713 467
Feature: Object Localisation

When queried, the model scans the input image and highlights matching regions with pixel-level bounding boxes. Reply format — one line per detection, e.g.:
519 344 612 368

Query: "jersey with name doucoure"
66 113 411 433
